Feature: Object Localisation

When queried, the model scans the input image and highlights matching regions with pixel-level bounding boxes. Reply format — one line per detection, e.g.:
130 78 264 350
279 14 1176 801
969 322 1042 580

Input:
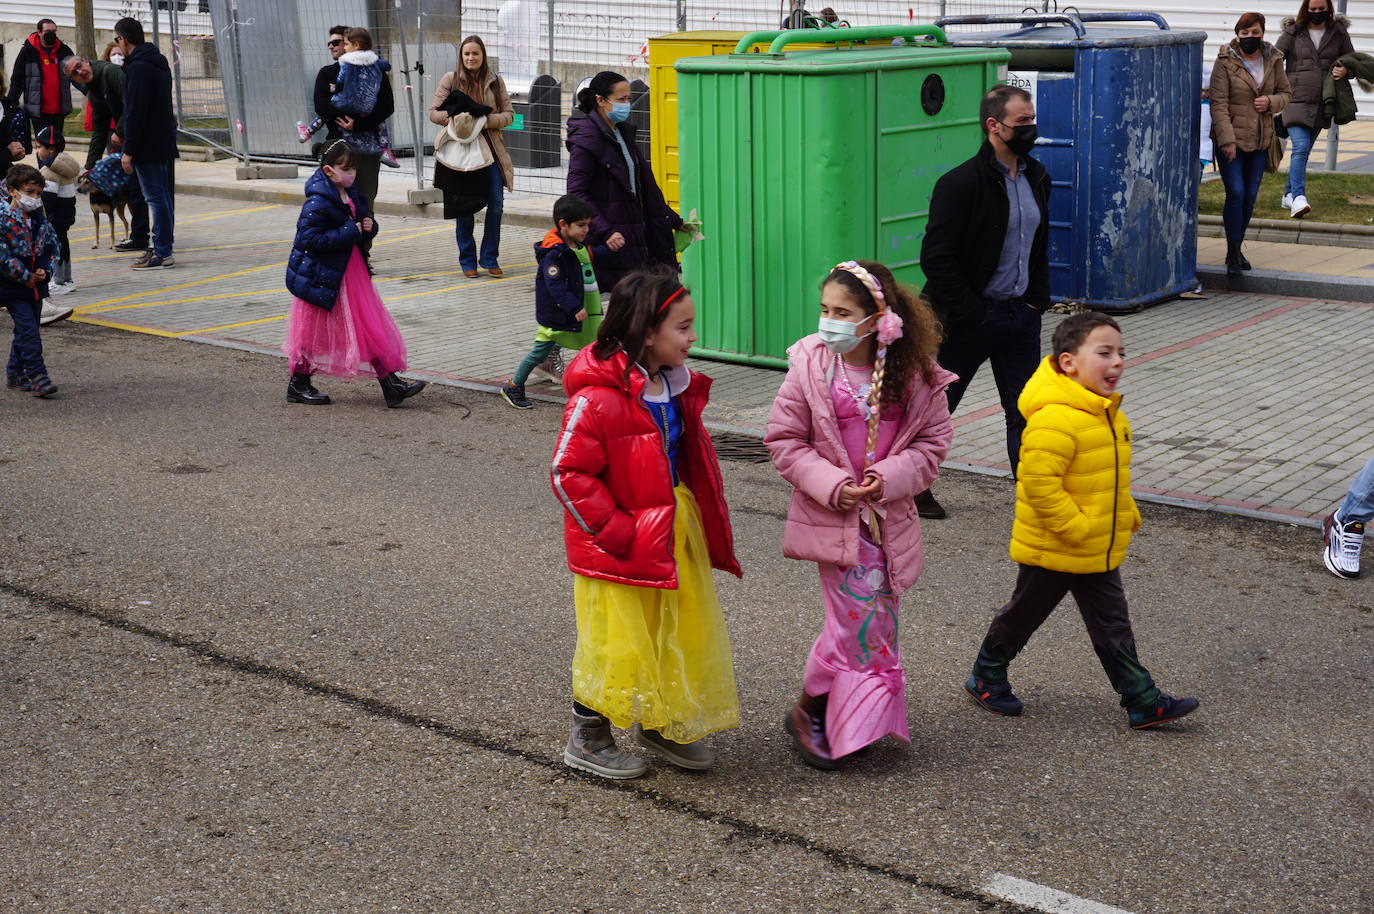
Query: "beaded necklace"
833 352 874 421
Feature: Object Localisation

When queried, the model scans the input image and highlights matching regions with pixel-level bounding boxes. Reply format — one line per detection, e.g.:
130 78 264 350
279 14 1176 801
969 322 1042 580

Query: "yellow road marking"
400 268 533 301
174 314 288 336
67 203 285 243
74 237 293 263
74 225 450 314
70 315 185 337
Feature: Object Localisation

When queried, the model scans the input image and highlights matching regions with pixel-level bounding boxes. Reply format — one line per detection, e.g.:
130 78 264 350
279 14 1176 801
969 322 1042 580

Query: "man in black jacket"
312 24 393 215
917 84 1050 518
114 17 178 270
6 19 74 142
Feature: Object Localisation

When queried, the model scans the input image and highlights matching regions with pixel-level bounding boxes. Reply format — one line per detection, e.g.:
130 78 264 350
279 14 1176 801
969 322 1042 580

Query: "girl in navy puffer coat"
281 140 424 407
550 266 740 780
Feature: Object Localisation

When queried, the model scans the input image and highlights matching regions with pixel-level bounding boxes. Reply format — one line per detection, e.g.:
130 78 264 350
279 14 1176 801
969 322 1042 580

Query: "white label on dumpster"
1004 70 1039 104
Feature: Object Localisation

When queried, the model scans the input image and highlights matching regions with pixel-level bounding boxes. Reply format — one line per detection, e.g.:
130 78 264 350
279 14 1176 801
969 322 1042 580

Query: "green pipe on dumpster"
765 24 949 55
732 31 787 54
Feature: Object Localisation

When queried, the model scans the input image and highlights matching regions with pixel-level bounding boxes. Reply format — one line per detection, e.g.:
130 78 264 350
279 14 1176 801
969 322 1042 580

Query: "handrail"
732 30 786 54
764 24 948 55
1074 12 1169 30
935 13 1087 39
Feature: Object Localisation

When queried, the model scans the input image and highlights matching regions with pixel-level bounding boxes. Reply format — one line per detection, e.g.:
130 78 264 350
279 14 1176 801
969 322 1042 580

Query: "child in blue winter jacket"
2 164 62 398
501 194 607 409
328 28 398 168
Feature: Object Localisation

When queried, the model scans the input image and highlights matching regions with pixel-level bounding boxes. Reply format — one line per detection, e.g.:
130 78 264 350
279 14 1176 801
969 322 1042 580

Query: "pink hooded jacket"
764 335 956 593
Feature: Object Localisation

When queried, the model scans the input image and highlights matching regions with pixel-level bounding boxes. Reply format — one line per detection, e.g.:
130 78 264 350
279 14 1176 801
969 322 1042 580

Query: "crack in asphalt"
6 579 1037 914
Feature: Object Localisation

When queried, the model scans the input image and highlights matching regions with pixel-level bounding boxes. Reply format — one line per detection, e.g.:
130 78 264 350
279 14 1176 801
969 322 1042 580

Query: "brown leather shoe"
785 695 839 770
462 269 479 278
487 266 504 277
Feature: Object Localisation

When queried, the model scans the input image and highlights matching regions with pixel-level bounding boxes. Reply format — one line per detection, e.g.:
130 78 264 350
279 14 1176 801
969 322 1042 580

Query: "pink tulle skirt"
283 248 407 379
803 529 910 759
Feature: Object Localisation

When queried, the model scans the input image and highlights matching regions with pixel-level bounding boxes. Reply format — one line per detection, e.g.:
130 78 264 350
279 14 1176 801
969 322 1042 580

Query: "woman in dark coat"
1274 0 1355 218
565 70 683 293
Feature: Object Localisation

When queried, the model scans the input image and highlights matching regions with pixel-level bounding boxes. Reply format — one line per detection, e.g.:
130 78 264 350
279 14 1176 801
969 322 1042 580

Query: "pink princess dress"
802 362 909 759
282 200 408 379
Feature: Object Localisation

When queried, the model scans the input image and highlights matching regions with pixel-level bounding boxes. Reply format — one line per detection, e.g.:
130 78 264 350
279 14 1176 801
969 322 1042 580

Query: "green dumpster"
676 26 1010 368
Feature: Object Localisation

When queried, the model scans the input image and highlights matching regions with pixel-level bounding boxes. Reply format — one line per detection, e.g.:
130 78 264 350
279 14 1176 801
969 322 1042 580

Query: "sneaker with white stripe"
1323 511 1365 579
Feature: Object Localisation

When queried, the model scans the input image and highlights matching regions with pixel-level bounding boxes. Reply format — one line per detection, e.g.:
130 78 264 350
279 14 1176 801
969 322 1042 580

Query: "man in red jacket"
6 19 75 143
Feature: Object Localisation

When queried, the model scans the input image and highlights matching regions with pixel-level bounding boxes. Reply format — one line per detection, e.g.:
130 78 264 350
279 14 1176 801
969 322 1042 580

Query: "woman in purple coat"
565 70 684 293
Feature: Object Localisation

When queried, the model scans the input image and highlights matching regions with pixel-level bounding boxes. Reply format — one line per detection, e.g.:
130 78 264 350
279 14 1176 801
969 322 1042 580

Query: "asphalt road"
2 324 1371 913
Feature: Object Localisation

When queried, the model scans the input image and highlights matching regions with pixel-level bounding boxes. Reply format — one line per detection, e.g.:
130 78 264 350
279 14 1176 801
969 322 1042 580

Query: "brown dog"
78 173 130 249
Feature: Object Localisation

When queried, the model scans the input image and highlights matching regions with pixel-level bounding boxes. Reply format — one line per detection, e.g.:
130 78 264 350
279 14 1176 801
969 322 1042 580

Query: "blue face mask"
608 101 632 124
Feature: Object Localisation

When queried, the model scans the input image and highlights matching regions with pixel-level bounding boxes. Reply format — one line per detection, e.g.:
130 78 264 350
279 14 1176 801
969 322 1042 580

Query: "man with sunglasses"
312 25 393 220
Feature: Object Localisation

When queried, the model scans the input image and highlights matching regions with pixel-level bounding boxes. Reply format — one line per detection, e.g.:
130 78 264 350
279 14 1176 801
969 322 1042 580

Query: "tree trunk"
73 0 98 59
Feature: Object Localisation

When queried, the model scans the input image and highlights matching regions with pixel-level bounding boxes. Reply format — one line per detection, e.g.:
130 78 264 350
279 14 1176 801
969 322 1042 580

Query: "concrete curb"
1198 213 1374 236
1198 213 1374 249
1196 264 1374 302
172 178 552 230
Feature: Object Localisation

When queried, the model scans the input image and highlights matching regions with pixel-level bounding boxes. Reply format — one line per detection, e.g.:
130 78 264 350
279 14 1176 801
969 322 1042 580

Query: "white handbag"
434 114 493 172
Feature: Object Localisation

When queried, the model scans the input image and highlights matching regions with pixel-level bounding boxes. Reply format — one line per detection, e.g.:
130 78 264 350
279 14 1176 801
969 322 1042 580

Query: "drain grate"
711 432 772 463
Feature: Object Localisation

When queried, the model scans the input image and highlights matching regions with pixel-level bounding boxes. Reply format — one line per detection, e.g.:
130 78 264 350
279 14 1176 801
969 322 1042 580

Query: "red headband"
657 285 687 313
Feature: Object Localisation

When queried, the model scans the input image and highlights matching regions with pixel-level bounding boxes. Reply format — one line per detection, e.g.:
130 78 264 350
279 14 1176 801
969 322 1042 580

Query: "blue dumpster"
939 13 1207 311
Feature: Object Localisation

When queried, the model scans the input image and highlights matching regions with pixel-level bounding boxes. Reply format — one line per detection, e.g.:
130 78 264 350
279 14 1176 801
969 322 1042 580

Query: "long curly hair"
821 260 942 410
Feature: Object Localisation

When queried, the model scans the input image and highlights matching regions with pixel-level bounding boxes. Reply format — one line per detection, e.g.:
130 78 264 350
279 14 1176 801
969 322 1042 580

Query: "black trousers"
972 564 1160 710
938 296 1042 471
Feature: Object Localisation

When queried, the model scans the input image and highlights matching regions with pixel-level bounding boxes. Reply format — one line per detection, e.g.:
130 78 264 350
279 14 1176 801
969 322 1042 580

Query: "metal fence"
128 0 1060 195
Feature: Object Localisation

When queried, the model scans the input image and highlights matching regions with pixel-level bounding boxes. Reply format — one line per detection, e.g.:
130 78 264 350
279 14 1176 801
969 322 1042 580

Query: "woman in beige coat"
428 36 514 277
1210 11 1292 278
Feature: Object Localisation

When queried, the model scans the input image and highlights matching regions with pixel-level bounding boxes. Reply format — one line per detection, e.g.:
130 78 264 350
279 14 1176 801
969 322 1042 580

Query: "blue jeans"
1339 454 1374 523
1284 124 1315 199
1218 148 1267 246
133 159 176 258
455 163 505 271
4 297 46 380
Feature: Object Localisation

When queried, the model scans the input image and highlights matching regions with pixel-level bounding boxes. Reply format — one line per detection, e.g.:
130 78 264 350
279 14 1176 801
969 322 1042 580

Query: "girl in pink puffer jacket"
765 260 955 769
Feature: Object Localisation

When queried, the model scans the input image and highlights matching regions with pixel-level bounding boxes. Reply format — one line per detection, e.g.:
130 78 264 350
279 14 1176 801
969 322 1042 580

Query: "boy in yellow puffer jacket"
964 312 1199 730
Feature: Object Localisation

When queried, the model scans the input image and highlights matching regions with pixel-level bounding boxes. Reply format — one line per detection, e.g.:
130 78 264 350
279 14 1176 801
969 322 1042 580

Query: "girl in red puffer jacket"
550 266 740 779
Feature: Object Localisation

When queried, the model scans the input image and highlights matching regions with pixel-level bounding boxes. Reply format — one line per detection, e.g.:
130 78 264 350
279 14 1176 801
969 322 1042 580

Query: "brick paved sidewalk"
55 194 1372 527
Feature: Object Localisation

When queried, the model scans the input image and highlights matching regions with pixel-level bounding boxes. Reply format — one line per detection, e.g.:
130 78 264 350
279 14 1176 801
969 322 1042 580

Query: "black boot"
1225 243 1242 279
914 488 947 520
287 372 330 405
1238 246 1252 271
378 372 426 408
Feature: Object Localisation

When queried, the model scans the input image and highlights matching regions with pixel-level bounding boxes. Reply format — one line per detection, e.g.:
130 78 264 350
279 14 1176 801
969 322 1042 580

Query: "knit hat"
35 125 65 153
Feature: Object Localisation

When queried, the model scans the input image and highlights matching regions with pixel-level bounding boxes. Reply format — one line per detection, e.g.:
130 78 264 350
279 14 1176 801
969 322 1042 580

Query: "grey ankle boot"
631 724 715 770
563 708 648 780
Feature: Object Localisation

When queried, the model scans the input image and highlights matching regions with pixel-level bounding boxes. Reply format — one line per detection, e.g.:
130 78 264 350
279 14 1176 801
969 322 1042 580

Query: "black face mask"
1238 36 1263 54
1308 10 1329 24
40 31 57 46
999 122 1038 156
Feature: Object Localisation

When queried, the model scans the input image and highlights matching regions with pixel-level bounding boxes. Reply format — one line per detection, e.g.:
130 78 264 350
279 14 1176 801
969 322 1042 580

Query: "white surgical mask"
110 53 125 66
15 195 43 213
817 316 873 355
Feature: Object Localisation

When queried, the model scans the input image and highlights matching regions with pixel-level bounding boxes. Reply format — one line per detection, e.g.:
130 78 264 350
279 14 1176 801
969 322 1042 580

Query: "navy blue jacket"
121 42 178 163
534 227 607 332
285 169 379 310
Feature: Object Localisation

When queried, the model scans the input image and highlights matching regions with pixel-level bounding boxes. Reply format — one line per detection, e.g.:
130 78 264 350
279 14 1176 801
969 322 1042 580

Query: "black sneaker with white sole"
501 383 534 409
114 238 149 252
